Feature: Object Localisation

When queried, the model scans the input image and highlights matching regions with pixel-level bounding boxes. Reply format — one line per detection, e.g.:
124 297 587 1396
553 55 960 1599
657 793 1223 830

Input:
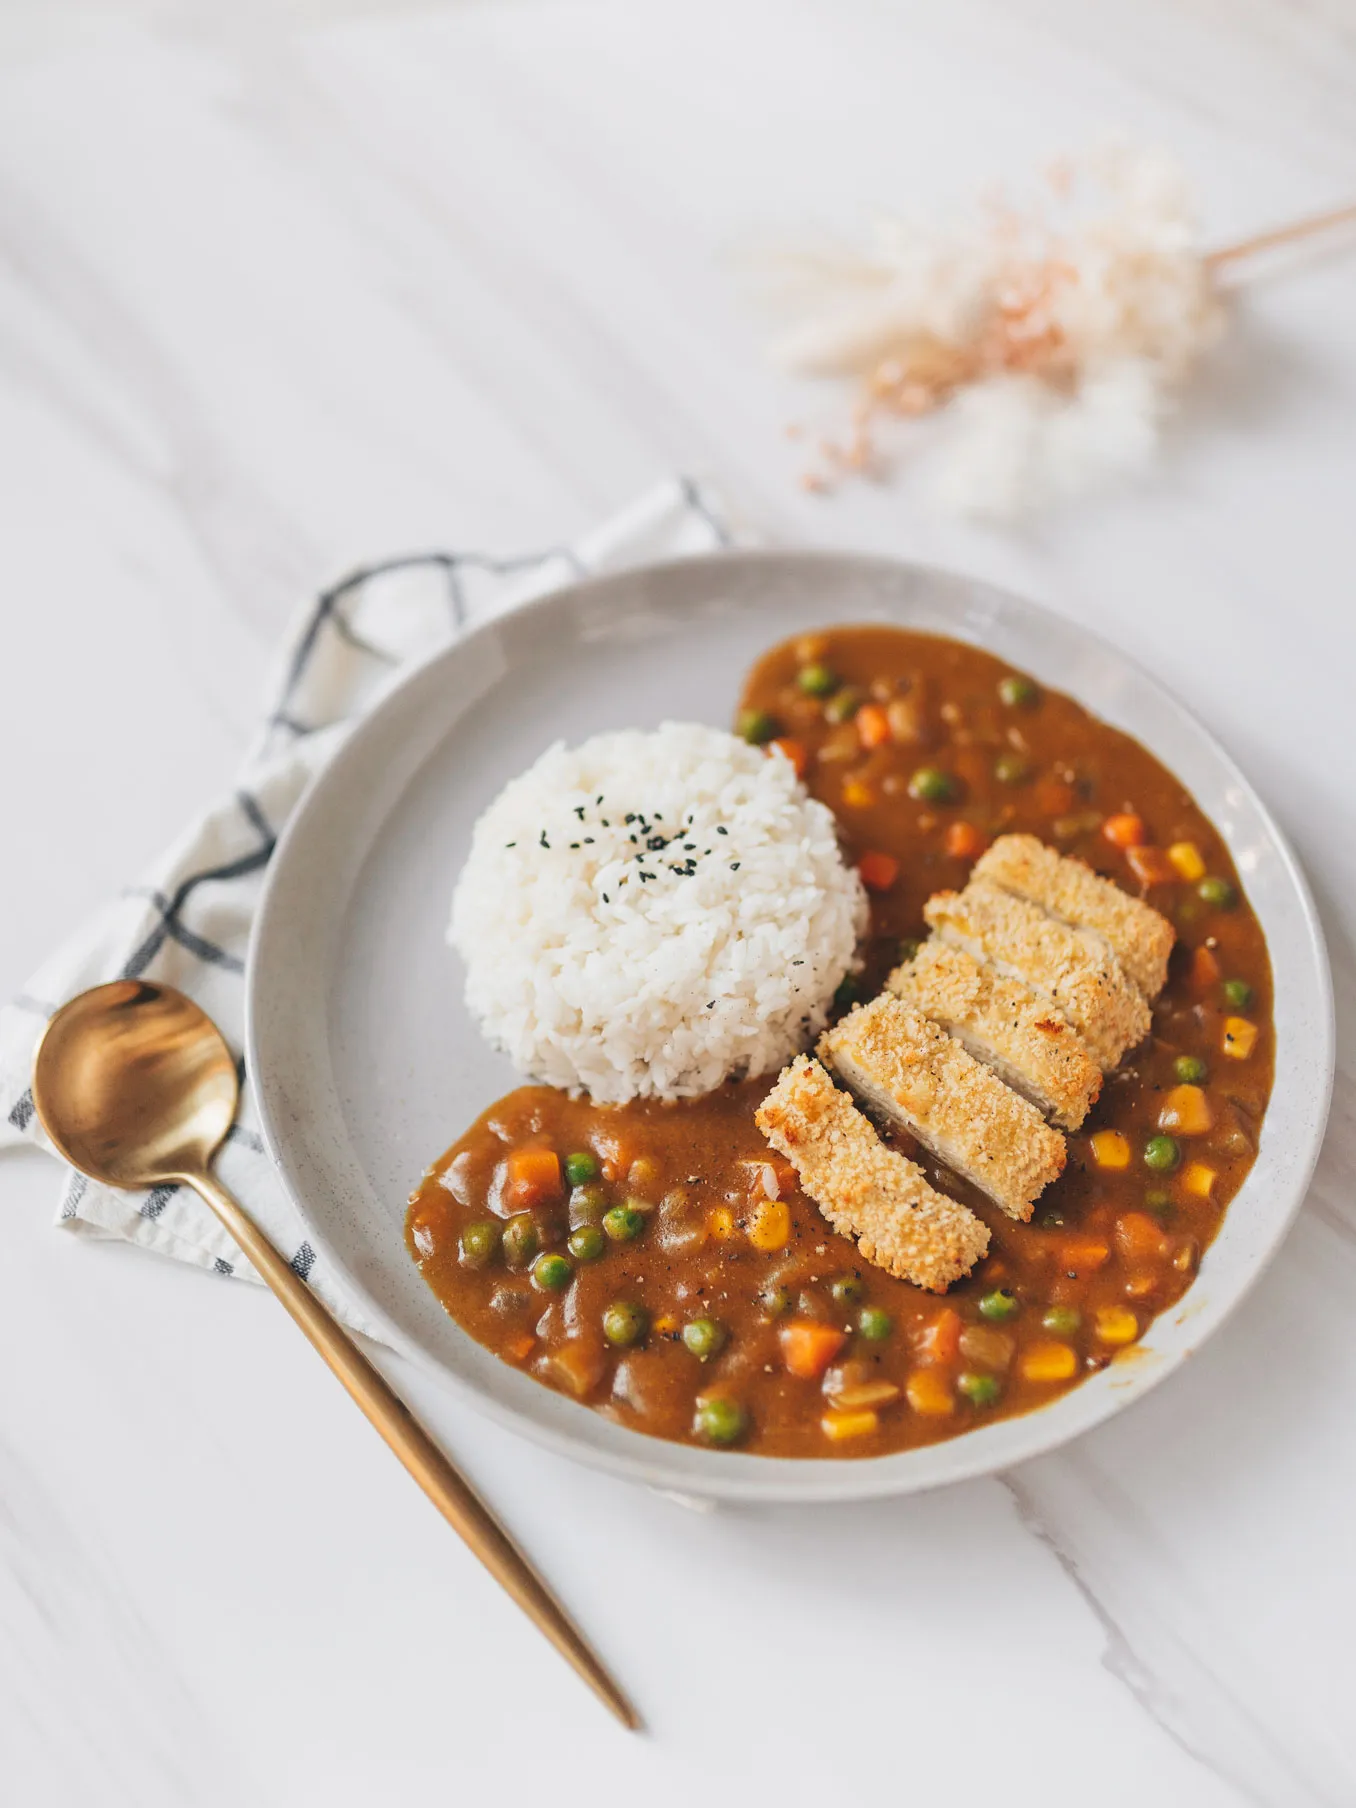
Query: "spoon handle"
185 1166 639 1731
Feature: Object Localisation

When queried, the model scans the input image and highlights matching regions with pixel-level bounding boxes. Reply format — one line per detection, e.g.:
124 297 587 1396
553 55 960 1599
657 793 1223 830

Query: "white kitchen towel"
0 476 733 1337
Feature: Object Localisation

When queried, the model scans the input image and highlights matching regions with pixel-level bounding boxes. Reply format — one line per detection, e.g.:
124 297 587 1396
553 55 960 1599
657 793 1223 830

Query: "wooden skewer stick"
1206 200 1356 271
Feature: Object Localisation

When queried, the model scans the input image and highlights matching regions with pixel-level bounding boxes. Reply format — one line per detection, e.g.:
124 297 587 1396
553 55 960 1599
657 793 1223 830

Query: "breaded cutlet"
819 994 1066 1221
888 938 1102 1131
973 834 1174 999
755 1055 989 1293
924 880 1151 1071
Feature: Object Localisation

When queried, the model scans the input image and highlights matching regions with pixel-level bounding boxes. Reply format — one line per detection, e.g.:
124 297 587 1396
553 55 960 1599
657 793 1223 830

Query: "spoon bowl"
33 980 237 1189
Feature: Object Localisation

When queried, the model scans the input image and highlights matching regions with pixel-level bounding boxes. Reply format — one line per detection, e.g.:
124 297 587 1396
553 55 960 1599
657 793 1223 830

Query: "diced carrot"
821 1408 880 1441
1021 1341 1078 1383
1181 1161 1217 1199
746 1199 791 1252
1167 841 1206 882
504 1333 536 1363
858 849 900 891
1188 945 1222 992
1057 1236 1110 1274
770 737 808 778
1126 844 1177 886
779 1321 849 1380
841 778 875 809
1158 1084 1213 1136
651 1314 678 1336
1115 1211 1169 1264
1036 778 1076 816
944 820 985 861
905 1368 955 1416
1089 1129 1131 1170
856 702 892 749
1223 1017 1258 1060
915 1306 962 1364
504 1148 562 1210
1103 813 1147 849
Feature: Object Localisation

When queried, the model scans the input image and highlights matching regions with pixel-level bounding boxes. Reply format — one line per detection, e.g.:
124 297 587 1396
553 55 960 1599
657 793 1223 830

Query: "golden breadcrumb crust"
755 1055 989 1293
974 834 1174 999
888 938 1102 1130
820 995 1065 1220
924 880 1151 1070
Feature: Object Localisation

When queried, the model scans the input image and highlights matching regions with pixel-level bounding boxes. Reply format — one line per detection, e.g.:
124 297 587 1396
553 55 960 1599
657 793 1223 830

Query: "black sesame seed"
717 826 728 836
505 841 516 848
730 862 741 871
569 843 579 849
539 832 550 848
574 806 585 819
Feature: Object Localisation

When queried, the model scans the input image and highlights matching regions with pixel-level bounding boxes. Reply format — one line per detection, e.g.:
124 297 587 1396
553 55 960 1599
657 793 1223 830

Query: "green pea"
459 1220 501 1269
858 1305 893 1342
823 686 863 723
760 1284 792 1320
798 662 837 697
563 1151 598 1187
737 708 778 746
532 1252 573 1292
908 766 957 804
998 674 1040 709
1197 876 1236 909
681 1317 728 1361
1041 1305 1081 1336
567 1224 606 1262
1144 1134 1180 1173
1223 978 1254 1011
993 752 1031 786
979 1289 1019 1322
1144 1189 1173 1216
832 975 861 1014
1174 1054 1208 1084
831 1274 865 1306
603 1204 645 1243
569 1183 608 1225
693 1396 748 1446
958 1371 1001 1407
501 1214 539 1268
602 1301 648 1347
897 938 921 964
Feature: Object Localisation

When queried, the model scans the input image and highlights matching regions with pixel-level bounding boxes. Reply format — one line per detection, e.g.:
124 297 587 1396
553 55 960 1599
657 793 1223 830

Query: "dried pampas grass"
755 146 1353 518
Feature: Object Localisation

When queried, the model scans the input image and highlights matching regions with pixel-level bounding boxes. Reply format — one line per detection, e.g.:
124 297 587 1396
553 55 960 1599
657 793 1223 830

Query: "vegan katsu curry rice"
408 624 1273 1459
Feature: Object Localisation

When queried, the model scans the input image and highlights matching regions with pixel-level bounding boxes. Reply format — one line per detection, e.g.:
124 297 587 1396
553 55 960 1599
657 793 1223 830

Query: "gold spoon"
32 978 638 1731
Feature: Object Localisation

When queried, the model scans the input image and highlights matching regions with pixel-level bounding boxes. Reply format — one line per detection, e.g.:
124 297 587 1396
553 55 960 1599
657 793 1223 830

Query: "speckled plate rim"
247 550 1334 1505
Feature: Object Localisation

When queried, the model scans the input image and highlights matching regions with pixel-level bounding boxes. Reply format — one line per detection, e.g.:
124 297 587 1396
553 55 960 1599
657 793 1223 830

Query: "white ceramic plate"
247 551 1333 1504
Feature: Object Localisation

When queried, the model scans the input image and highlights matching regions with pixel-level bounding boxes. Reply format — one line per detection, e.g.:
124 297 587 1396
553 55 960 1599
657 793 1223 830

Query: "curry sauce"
406 626 1274 1458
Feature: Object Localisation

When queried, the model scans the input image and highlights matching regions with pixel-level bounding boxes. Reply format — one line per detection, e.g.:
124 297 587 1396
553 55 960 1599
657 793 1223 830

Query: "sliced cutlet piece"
820 995 1066 1221
973 833 1174 999
888 938 1102 1131
756 1056 989 1293
924 880 1151 1071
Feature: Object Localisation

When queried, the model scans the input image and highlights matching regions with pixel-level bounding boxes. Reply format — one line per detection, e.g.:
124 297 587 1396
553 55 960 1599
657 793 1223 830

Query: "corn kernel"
905 1368 955 1417
1089 1129 1131 1170
651 1314 678 1336
706 1206 735 1240
1020 1341 1078 1382
821 1408 880 1441
1181 1161 1217 1199
841 779 875 809
1223 1017 1258 1060
1157 1084 1213 1136
1167 841 1206 882
1095 1306 1140 1346
746 1199 791 1252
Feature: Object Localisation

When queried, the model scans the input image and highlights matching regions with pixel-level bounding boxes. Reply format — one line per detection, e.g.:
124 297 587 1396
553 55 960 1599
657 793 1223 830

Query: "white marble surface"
2 2 1354 1803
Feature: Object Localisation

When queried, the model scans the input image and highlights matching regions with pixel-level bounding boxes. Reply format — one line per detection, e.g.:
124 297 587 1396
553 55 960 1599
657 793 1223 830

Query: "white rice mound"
449 722 868 1103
